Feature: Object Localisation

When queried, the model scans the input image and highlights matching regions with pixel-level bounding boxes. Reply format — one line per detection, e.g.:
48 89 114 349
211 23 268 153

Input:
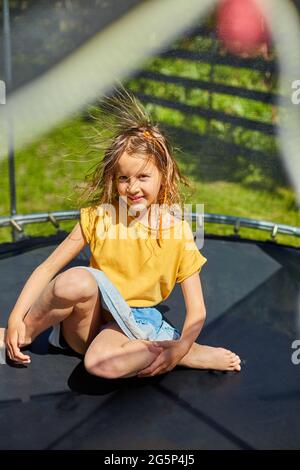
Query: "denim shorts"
48 266 180 349
130 306 180 341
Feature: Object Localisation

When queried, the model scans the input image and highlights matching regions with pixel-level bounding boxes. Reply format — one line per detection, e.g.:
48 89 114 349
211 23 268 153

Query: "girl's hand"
5 320 31 364
137 340 187 377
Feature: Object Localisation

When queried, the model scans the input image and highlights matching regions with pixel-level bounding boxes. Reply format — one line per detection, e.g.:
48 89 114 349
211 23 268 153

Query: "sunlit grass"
0 34 299 248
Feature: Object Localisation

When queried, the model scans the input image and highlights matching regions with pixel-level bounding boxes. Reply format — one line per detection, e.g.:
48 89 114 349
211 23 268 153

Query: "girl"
3 89 241 377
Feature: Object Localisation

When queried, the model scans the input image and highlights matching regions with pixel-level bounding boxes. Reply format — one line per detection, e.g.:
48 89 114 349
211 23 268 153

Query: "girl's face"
116 151 162 213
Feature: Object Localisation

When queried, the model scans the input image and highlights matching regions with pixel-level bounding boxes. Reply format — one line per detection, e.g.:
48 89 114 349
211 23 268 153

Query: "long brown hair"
75 87 192 246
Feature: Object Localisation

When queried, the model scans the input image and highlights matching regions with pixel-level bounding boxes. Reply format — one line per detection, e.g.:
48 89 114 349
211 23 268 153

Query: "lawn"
0 31 299 248
0 111 299 248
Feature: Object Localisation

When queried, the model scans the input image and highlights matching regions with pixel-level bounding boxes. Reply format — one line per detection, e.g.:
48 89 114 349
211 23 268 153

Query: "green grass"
0 114 95 241
188 181 300 247
0 33 299 248
0 113 299 248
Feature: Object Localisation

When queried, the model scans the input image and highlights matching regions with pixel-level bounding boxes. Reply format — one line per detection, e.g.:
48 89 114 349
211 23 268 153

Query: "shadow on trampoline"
68 361 165 396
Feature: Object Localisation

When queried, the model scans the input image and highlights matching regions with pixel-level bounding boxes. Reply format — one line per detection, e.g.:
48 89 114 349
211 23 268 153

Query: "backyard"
0 29 299 247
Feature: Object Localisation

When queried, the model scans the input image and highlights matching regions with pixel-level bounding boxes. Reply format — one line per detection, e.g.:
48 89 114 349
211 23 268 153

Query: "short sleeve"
80 205 113 244
176 221 207 283
80 206 98 244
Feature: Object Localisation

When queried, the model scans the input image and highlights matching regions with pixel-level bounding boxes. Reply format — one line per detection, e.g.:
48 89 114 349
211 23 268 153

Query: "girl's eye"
118 175 150 181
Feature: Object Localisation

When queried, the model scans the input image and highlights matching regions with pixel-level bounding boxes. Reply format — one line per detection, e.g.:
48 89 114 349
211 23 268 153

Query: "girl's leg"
84 322 163 379
84 322 241 379
21 268 104 354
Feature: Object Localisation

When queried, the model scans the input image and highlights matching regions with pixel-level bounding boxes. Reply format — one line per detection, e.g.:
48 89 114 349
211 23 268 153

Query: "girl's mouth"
129 196 144 202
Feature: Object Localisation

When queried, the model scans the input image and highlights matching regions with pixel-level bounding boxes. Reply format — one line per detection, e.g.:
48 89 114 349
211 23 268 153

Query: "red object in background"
216 0 270 57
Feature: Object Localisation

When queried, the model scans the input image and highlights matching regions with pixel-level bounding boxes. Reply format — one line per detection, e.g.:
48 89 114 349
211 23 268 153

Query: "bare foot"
181 344 241 372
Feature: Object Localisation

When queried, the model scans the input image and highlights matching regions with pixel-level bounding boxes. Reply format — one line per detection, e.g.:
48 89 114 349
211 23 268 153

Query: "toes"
230 357 242 369
218 348 240 357
232 359 241 371
231 354 241 365
217 348 242 371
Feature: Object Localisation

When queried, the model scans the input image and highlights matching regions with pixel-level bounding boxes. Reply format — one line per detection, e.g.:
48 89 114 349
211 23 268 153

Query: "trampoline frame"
0 211 299 243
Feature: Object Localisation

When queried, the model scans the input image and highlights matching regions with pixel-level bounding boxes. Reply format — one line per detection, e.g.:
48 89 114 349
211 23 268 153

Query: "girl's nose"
127 177 140 193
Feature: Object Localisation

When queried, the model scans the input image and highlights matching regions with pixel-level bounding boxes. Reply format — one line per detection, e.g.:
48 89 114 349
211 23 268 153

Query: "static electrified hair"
76 87 191 210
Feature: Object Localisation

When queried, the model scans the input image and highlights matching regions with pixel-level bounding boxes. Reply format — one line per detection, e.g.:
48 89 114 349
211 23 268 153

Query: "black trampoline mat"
0 234 300 449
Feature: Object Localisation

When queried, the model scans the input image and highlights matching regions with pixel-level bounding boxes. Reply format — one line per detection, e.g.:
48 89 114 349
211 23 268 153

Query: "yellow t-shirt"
79 202 207 307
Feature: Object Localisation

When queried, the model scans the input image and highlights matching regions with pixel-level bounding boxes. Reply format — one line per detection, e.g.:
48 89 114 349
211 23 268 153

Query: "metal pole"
3 0 19 241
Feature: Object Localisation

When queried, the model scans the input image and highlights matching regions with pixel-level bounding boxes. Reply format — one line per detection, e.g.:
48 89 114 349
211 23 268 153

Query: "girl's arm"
8 264 61 325
7 222 87 325
179 271 206 352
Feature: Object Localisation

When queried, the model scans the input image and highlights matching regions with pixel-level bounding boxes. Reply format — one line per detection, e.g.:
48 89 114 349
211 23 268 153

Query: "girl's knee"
53 268 98 302
84 350 123 379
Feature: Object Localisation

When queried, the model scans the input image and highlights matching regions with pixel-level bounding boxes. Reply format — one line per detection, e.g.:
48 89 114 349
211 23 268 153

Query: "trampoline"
0 233 299 449
1 0 300 452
